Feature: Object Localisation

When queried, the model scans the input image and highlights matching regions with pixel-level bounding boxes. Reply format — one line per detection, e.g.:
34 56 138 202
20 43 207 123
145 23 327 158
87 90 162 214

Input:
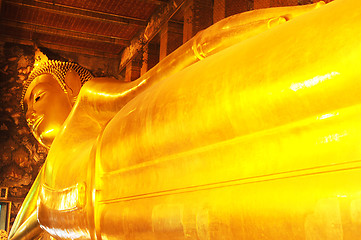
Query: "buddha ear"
64 69 82 104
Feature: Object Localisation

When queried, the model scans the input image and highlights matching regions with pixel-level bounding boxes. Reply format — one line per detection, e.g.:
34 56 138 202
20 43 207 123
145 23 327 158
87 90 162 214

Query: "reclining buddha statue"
9 0 361 239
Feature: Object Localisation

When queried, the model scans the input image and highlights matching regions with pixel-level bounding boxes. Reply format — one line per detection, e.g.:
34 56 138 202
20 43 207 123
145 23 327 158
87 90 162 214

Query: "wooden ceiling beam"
1 19 130 46
3 0 148 27
0 34 120 59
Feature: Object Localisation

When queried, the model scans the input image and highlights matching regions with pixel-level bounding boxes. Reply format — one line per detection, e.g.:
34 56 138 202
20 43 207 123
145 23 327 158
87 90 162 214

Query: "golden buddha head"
22 60 93 148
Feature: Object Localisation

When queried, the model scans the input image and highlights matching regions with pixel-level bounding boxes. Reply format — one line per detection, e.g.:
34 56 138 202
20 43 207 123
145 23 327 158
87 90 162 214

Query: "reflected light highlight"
337 195 348 198
41 226 90 240
317 112 339 120
40 183 85 211
42 129 55 135
290 72 339 91
85 79 147 98
319 131 348 144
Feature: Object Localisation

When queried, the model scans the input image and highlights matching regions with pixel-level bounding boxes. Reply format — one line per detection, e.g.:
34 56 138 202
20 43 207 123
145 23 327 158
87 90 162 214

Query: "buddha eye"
34 92 45 103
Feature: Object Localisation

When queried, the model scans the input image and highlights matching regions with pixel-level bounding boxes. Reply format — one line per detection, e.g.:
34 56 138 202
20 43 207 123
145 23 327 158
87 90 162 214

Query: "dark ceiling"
0 0 172 59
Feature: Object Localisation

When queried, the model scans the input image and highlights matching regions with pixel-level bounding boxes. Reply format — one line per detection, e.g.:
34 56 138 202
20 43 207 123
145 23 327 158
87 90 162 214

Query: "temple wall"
0 42 40 230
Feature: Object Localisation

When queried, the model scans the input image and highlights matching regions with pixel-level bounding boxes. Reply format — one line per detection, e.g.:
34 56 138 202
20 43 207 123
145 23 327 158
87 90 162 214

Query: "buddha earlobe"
64 69 82 105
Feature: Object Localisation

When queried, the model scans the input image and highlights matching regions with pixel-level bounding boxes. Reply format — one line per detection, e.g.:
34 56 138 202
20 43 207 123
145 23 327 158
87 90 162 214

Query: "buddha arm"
75 2 324 128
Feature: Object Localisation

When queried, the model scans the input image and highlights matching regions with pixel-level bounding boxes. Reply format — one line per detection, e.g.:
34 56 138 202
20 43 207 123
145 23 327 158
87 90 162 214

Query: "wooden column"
141 45 149 76
225 0 252 17
213 0 226 23
159 21 183 61
214 0 253 23
125 58 142 82
183 0 213 43
270 0 298 7
254 0 302 9
141 43 160 76
254 0 271 9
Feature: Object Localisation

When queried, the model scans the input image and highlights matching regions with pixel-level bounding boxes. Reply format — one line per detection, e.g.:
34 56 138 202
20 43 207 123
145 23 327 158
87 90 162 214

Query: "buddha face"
23 74 73 148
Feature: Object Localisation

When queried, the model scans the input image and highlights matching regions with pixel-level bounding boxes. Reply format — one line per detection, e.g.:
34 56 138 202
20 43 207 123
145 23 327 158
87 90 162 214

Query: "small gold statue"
10 1 361 239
